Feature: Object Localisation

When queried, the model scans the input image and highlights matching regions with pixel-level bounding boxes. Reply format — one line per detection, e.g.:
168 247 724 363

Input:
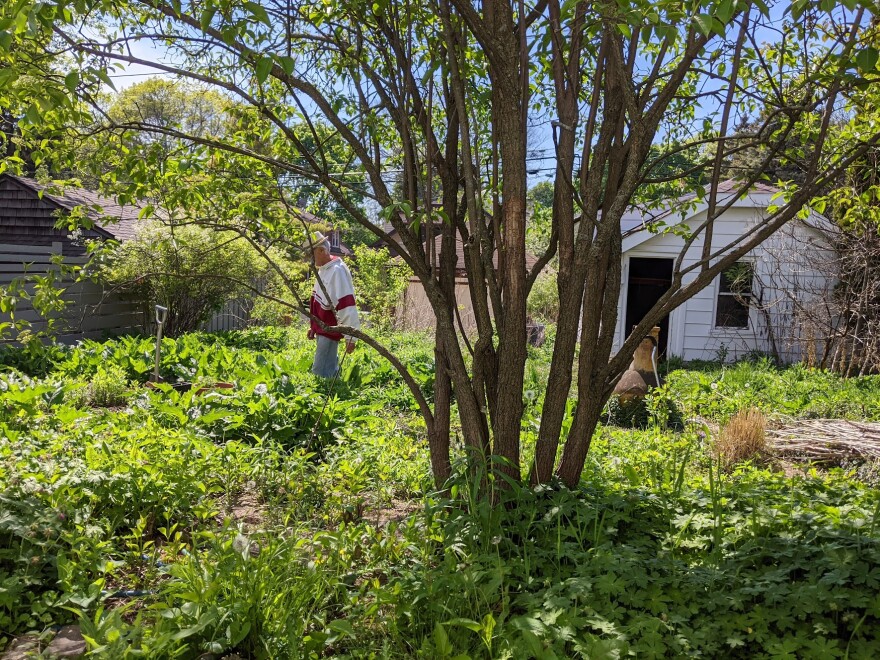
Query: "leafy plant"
350 244 411 331
99 222 267 337
1 329 880 657
526 267 559 323
66 364 131 408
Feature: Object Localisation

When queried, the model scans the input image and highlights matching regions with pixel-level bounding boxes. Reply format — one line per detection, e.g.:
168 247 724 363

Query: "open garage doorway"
625 257 673 359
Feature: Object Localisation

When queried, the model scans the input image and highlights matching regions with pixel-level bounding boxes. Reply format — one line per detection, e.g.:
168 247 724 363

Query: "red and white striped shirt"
310 257 360 341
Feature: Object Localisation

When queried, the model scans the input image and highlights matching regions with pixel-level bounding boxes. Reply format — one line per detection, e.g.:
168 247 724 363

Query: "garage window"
715 262 753 328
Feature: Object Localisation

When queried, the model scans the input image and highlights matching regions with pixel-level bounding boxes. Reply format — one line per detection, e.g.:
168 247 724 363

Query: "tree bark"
483 0 528 485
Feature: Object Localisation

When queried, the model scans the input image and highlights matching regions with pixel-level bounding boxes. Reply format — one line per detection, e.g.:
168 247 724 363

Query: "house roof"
4 175 357 254
619 180 782 238
2 174 145 241
615 179 836 254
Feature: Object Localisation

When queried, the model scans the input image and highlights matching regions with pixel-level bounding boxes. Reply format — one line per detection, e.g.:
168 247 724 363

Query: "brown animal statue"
613 326 661 404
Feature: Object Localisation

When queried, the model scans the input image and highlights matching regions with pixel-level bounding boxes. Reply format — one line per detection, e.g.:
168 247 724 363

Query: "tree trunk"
531 17 581 483
486 5 528 485
429 338 453 488
555 389 605 487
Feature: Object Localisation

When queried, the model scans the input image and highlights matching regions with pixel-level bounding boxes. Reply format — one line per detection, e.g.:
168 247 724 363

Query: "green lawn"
2 329 880 658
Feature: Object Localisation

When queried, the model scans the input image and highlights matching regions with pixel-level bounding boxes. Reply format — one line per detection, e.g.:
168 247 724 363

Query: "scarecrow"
303 231 360 378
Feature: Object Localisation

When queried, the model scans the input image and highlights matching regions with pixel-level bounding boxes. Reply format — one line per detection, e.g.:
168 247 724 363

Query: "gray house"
0 173 142 341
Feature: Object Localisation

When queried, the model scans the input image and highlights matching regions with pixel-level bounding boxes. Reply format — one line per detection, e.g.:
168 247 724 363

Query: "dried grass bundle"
716 407 766 467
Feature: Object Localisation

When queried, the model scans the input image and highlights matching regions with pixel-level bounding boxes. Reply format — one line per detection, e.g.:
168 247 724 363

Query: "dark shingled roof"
4 174 145 241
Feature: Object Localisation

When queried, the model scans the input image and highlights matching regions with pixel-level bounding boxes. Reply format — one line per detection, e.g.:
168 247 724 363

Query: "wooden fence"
203 297 258 332
0 243 267 340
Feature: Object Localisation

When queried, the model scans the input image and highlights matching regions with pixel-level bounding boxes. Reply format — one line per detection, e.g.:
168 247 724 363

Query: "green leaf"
278 55 296 75
445 618 482 633
96 68 116 91
255 56 273 84
247 2 271 26
693 14 715 36
327 619 354 636
64 70 79 93
0 67 17 86
433 623 452 655
0 30 12 51
752 0 770 16
716 0 734 24
855 47 879 73
24 103 40 125
36 95 56 112
200 7 217 31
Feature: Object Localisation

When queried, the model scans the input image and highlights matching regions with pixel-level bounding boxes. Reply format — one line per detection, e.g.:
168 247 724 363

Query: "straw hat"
301 230 330 252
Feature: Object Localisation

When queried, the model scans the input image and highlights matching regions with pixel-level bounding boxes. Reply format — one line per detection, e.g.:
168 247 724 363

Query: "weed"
66 364 131 408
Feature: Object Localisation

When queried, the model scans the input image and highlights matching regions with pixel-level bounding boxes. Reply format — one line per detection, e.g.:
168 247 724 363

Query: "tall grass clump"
715 406 766 467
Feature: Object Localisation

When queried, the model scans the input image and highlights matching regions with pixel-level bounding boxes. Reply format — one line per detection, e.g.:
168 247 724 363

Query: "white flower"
254 383 268 396
233 534 250 554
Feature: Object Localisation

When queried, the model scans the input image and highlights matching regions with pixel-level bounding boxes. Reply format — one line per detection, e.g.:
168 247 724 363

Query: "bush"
249 254 310 327
527 267 559 323
100 222 265 337
350 244 410 330
67 364 131 407
603 390 684 430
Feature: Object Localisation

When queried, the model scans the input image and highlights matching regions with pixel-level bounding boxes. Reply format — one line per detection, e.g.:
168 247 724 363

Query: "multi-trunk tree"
2 0 880 491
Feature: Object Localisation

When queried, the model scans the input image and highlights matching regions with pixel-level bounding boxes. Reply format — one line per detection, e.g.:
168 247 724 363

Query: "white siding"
614 207 835 364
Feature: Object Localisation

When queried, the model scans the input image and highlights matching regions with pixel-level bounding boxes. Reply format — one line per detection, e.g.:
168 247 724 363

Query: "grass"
715 407 767 468
663 357 880 422
1 329 880 658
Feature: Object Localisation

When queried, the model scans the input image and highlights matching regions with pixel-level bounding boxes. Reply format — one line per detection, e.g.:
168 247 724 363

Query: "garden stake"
152 305 168 382
307 347 349 447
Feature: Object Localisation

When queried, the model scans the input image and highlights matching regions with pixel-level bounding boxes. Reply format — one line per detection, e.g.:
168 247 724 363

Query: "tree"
3 0 880 494
108 78 229 151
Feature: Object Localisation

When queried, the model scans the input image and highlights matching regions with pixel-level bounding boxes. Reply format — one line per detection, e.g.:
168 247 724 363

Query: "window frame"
714 260 754 330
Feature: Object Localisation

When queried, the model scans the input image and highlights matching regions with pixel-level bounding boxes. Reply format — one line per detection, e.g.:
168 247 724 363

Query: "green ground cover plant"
664 358 880 422
1 329 880 658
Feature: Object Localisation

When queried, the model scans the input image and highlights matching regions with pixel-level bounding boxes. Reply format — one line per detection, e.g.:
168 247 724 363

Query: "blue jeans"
312 334 340 378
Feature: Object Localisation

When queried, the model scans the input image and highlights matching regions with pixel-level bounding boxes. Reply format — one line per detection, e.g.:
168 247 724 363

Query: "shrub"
527 267 559 323
603 395 650 428
350 244 410 330
100 222 266 337
715 407 766 467
249 254 310 327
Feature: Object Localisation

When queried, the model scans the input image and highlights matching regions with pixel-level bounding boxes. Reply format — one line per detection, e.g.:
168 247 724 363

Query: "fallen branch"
766 419 880 463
